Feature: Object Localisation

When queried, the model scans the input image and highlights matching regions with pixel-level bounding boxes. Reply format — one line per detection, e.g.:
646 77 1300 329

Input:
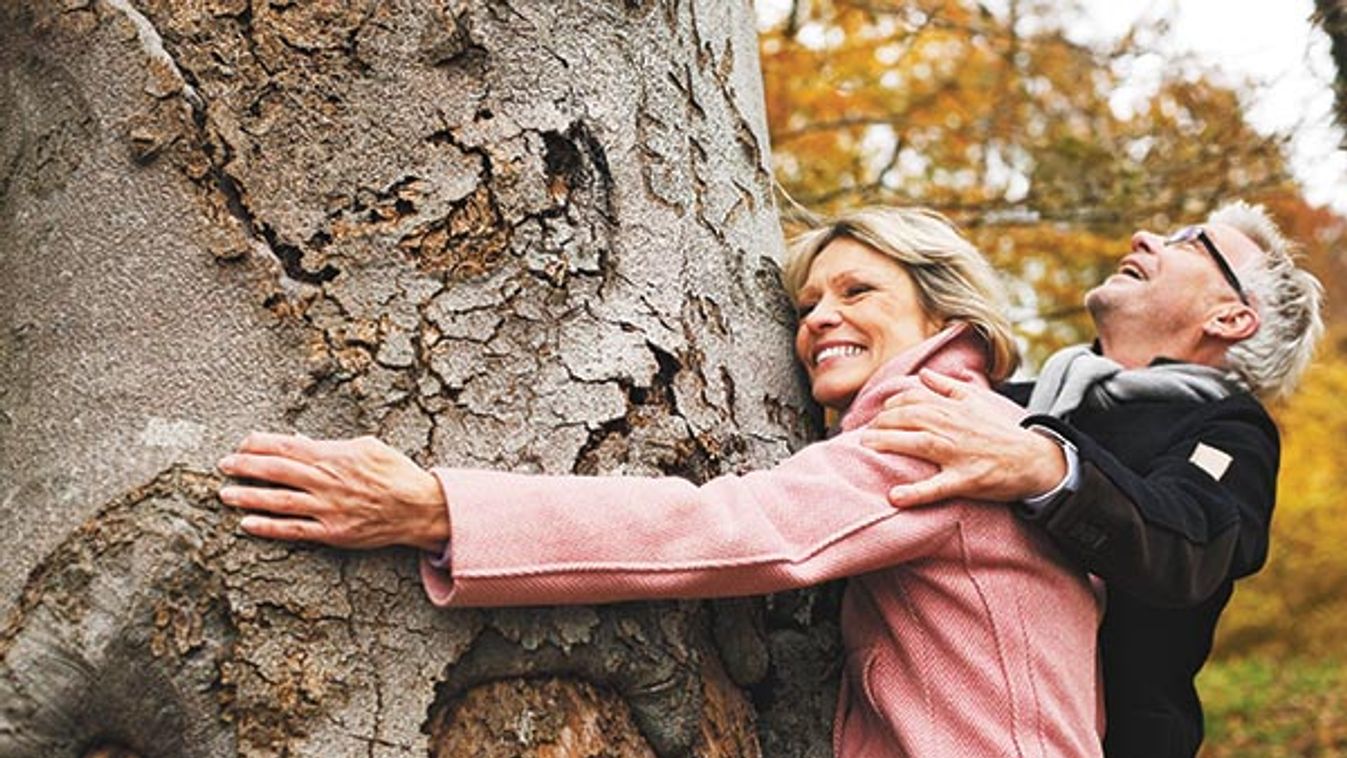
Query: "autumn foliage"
758 1 1346 751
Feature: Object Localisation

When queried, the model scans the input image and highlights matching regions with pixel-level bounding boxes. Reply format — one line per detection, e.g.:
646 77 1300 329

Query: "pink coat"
421 325 1103 757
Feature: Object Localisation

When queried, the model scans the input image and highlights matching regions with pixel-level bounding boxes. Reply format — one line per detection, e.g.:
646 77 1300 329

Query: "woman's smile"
813 342 868 366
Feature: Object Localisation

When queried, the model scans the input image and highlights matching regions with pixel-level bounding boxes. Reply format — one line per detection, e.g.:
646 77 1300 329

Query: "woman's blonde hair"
782 206 1020 382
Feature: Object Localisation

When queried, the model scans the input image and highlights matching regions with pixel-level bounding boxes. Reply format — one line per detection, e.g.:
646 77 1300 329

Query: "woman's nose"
803 301 842 330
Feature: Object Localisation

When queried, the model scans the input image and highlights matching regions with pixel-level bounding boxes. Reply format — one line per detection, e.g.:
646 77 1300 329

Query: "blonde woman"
219 207 1103 757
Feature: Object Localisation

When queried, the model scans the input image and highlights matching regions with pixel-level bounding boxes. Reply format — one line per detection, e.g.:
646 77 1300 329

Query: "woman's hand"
217 432 449 552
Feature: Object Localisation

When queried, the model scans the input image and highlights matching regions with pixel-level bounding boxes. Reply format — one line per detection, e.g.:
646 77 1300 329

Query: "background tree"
1316 0 1347 139
0 1 832 756
761 0 1301 358
760 1 1347 752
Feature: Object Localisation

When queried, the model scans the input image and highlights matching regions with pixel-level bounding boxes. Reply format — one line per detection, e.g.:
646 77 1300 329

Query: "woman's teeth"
816 345 865 365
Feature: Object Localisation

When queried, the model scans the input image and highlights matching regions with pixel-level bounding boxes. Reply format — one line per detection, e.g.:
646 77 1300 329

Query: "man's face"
1085 222 1262 362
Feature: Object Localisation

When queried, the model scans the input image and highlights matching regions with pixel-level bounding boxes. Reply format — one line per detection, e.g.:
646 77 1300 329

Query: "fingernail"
218 455 237 473
218 486 238 504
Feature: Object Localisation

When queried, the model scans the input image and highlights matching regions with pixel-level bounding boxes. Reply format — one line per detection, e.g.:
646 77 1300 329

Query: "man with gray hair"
862 200 1324 757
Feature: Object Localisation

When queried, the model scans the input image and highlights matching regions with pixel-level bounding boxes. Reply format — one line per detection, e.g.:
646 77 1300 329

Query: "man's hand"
217 432 449 552
861 369 1066 508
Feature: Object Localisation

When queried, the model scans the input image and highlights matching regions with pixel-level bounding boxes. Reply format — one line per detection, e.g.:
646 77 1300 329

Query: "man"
860 200 1324 757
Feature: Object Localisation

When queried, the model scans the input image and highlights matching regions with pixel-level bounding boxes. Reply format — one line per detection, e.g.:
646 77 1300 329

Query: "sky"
1062 0 1346 214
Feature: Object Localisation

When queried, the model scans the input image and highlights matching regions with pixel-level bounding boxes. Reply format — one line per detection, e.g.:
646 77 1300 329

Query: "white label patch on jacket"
1190 442 1233 481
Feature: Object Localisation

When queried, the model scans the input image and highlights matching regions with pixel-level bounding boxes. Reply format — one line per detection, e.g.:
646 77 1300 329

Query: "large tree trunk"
0 1 837 756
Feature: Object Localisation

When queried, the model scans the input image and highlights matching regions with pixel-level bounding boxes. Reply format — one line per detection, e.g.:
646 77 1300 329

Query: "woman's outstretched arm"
421 431 965 606
218 425 963 607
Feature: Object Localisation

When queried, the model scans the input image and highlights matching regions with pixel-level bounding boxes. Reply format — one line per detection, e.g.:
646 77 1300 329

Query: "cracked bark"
1 1 833 756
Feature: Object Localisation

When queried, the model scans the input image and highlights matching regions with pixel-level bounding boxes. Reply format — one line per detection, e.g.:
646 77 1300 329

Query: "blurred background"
755 1 1347 754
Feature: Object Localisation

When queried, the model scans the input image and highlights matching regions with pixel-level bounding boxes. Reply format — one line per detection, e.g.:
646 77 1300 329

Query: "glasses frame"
1164 226 1249 305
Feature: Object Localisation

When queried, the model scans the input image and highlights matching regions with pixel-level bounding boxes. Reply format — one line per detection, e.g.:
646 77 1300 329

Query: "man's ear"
1204 302 1260 343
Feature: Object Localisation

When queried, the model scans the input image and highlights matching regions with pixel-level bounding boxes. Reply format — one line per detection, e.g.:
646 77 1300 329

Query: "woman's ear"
1203 302 1260 343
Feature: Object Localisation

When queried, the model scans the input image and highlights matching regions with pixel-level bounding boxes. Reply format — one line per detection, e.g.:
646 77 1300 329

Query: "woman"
218 207 1102 757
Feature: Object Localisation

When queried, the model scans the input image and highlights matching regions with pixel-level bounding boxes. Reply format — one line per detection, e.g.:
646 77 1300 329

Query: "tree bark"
0 1 835 756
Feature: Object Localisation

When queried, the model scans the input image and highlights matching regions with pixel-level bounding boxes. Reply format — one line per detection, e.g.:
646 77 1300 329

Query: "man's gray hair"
1209 201 1325 400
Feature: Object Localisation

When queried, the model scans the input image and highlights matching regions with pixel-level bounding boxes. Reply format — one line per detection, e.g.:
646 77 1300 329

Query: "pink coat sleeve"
420 429 966 607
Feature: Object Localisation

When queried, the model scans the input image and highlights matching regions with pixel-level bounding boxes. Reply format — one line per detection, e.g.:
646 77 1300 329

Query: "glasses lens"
1165 226 1200 246
1164 226 1247 304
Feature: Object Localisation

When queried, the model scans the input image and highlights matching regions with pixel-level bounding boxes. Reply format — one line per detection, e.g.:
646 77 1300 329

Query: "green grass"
1198 657 1347 757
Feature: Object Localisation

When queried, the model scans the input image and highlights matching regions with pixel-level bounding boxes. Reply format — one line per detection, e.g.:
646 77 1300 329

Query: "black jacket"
1003 383 1280 758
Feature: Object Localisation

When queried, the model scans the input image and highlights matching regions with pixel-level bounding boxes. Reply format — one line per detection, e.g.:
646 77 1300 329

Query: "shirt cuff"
1020 424 1081 516
425 540 452 570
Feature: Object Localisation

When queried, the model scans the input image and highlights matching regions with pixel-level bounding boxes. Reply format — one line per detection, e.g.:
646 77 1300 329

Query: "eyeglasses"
1164 226 1248 304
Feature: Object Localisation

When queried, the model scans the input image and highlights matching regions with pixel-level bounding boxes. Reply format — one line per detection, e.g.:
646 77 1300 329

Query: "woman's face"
794 237 940 411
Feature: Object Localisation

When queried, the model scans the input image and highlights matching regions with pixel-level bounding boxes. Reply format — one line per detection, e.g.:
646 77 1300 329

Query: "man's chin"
1083 286 1116 319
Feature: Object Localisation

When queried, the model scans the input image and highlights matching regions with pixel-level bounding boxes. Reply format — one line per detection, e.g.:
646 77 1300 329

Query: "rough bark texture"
1316 0 1347 140
0 1 837 756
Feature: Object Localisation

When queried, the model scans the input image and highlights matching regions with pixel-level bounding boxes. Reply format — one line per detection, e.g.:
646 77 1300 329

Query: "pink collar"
838 322 990 432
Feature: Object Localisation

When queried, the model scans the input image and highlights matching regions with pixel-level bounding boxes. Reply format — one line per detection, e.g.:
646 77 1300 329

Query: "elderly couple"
217 202 1323 757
